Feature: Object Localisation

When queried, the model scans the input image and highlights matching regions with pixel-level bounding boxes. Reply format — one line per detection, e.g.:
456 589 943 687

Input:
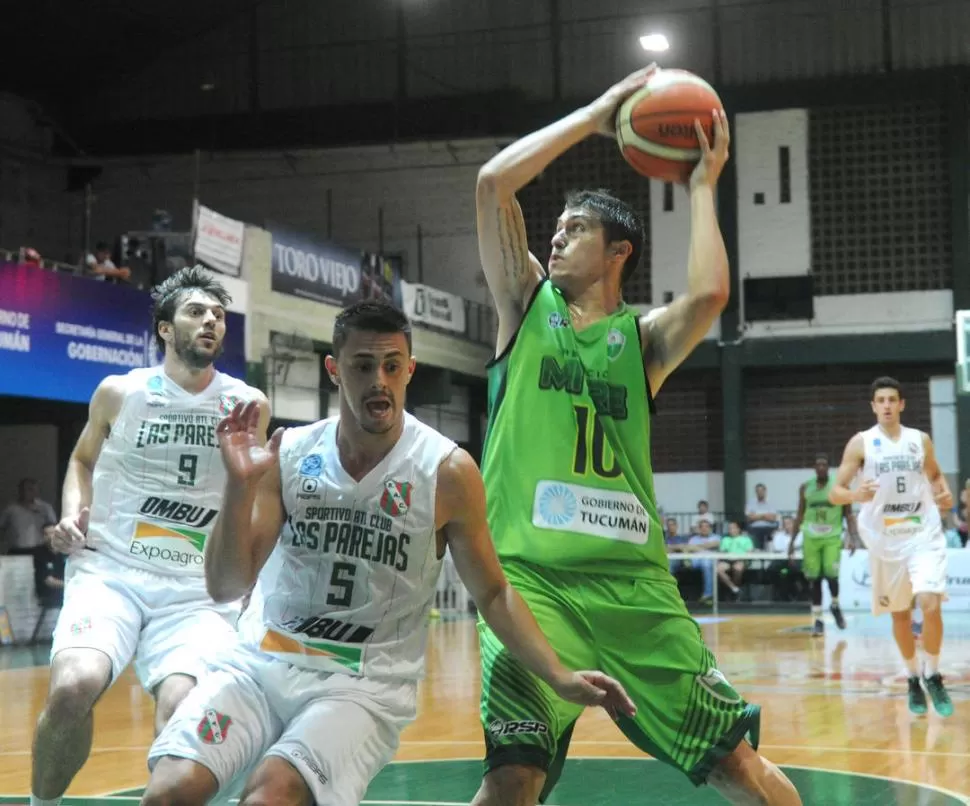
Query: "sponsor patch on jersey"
532 480 651 544
196 709 232 744
129 520 206 568
547 312 569 329
488 720 549 739
299 454 323 478
380 480 412 516
606 328 626 361
145 374 168 407
908 441 919 454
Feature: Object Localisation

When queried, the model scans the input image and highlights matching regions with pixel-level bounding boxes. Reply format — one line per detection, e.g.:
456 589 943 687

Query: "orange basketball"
615 68 724 184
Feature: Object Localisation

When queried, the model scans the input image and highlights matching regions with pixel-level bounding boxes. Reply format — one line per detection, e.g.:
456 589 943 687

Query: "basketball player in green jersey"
791 453 859 636
472 65 801 806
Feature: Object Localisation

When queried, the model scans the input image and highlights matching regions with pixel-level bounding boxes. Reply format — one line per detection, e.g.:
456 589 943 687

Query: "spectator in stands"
771 515 804 601
693 499 715 533
85 241 131 282
745 483 779 549
718 519 755 600
0 478 57 558
687 519 720 605
664 517 691 575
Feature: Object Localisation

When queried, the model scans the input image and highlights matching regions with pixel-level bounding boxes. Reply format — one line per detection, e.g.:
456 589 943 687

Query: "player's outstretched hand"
689 109 730 191
552 670 637 720
51 507 90 554
589 63 659 137
216 400 284 486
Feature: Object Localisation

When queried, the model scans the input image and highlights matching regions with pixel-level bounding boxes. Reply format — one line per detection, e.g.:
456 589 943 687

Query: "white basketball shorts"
50 550 241 691
148 643 417 806
864 534 949 615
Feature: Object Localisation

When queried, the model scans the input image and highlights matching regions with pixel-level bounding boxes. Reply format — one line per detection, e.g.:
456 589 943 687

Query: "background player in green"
790 454 859 636
472 64 801 806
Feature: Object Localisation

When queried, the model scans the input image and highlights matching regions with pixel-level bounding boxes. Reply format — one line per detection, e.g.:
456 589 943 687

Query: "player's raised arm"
476 66 658 349
51 375 126 554
639 113 731 395
206 397 284 603
829 433 871 506
921 432 954 512
438 447 635 717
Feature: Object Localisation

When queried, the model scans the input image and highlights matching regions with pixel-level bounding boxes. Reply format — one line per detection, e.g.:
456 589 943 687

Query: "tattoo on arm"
501 207 530 287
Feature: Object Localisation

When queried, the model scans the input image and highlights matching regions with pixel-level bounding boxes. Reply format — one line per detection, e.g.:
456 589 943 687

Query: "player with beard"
31 266 268 806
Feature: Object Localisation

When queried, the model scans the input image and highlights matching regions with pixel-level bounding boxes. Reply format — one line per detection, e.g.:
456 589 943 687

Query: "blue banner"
270 227 402 309
0 263 246 404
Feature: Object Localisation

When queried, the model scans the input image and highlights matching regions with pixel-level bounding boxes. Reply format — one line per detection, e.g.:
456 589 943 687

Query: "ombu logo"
380 480 412 516
130 521 207 567
196 709 232 744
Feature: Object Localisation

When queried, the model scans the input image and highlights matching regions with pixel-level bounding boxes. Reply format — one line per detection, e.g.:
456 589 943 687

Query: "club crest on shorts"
380 480 412 516
196 708 232 744
696 667 742 704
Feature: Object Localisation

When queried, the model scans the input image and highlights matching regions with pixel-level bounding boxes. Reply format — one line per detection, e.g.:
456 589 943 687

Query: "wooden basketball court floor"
1 612 968 805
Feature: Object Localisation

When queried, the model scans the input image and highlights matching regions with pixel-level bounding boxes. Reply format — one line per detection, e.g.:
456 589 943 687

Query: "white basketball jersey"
86 366 257 576
857 424 943 557
240 412 456 681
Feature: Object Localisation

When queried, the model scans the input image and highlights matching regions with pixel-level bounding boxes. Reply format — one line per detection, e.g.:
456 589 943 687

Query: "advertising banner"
0 263 246 404
193 203 245 277
401 281 466 334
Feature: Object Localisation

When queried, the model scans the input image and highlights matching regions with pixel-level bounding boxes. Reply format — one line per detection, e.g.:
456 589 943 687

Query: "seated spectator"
943 511 963 549
692 499 716 533
664 517 691 575
745 483 779 549
718 520 755 600
686 519 720 605
85 241 131 282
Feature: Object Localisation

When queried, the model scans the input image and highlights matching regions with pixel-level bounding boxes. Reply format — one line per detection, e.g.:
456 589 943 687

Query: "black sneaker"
812 618 824 636
830 604 847 630
907 676 928 715
923 673 954 717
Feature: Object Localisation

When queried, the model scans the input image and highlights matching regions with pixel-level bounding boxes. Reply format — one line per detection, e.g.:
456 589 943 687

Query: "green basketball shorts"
802 536 843 580
478 560 760 796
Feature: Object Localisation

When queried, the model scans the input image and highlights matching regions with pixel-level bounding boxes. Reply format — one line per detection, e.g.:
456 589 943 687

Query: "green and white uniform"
801 477 844 580
479 281 760 795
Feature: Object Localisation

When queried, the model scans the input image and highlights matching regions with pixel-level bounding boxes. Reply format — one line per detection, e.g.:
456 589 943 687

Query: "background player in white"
830 376 954 717
140 300 635 806
33 266 268 806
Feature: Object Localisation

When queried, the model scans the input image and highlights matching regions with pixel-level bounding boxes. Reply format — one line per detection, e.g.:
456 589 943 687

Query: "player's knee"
710 742 802 806
890 608 912 624
916 593 941 615
46 650 112 722
141 757 218 806
240 756 312 806
472 764 546 806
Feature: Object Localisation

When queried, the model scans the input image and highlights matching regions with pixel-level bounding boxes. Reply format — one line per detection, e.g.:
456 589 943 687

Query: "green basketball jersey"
802 477 843 539
481 280 666 579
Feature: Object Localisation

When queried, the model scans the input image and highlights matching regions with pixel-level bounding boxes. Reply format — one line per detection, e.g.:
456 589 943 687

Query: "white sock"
31 796 61 806
811 606 822 619
924 654 940 677
831 597 840 607
903 655 920 677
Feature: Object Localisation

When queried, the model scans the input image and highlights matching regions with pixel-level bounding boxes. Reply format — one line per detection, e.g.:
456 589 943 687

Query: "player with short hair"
140 300 634 806
831 376 954 716
791 453 858 636
471 66 801 805
32 266 267 806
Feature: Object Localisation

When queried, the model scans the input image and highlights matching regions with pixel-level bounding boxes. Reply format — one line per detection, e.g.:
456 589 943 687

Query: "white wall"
266 347 320 424
744 290 954 338
413 385 470 444
930 375 957 475
736 109 810 280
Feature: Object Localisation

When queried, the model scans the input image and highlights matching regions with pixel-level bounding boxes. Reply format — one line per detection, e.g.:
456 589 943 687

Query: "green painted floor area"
2 758 966 805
